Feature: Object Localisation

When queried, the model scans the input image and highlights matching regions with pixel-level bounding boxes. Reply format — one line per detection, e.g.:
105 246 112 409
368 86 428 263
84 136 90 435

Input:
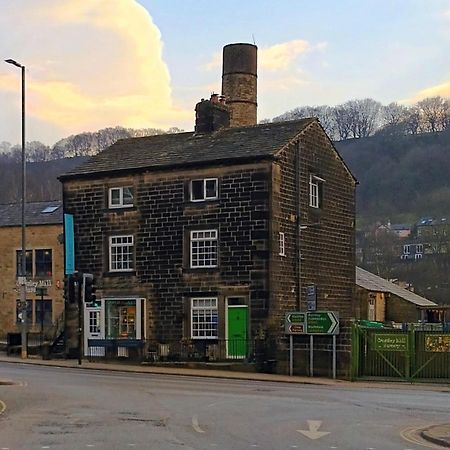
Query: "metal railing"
87 338 265 364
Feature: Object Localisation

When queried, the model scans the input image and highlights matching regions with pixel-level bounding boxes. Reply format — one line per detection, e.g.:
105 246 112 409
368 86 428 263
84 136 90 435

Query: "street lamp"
5 58 27 359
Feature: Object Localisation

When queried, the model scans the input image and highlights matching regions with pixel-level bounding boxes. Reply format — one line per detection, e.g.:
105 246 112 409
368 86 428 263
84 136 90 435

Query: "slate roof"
0 201 63 227
356 266 437 307
60 119 328 180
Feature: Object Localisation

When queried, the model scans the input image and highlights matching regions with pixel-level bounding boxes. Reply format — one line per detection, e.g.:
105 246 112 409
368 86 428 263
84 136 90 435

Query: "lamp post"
5 58 27 359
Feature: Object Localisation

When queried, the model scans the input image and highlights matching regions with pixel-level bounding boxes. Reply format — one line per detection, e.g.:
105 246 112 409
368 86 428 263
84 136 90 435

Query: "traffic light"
82 273 97 305
63 275 76 304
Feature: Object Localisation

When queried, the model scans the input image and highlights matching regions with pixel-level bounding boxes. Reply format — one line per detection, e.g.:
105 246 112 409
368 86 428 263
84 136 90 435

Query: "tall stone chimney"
221 43 257 127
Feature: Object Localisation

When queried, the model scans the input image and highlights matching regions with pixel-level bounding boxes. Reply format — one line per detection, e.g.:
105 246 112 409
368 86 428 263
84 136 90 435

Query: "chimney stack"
221 43 257 127
194 93 230 133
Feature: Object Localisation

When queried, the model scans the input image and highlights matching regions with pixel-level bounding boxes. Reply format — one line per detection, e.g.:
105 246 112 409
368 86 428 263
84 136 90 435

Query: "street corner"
421 423 450 448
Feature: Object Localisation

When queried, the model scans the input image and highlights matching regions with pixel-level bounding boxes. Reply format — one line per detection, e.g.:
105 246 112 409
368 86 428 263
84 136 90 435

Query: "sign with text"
285 311 339 335
372 334 409 352
425 334 450 353
306 285 317 311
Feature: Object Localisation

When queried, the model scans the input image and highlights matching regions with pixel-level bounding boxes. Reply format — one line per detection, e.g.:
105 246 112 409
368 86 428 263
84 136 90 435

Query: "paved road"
0 363 448 450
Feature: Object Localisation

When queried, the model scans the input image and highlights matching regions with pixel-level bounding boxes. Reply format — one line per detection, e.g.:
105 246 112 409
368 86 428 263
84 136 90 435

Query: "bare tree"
417 96 448 133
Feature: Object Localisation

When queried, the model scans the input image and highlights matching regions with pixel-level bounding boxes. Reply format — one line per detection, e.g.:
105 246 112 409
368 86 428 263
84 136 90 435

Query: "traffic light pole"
77 274 82 366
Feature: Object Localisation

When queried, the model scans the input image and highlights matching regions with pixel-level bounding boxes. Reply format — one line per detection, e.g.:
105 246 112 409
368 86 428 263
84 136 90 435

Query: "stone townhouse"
60 44 356 374
0 201 65 343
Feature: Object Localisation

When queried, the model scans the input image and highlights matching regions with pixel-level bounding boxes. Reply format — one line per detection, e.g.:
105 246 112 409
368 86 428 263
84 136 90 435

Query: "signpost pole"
332 334 337 379
309 335 314 377
289 334 293 376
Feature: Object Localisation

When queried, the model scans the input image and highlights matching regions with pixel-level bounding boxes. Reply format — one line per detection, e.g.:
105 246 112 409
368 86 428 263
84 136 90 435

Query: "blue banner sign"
64 213 75 274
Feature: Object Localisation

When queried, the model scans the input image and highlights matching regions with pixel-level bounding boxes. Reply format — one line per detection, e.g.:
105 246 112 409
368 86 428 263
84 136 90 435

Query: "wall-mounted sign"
372 334 409 352
425 334 450 353
306 285 317 311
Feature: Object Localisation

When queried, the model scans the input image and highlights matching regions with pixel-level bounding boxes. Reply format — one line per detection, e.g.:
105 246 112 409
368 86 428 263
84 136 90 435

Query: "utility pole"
5 59 27 359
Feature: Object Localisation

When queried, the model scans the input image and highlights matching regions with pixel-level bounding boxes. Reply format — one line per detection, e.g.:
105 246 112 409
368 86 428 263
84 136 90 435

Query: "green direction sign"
285 311 339 335
306 312 339 335
372 334 409 352
285 312 306 335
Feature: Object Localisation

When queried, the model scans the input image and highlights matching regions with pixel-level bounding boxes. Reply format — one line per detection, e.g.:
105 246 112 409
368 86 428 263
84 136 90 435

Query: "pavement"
1 354 449 447
421 423 450 448
0 353 449 392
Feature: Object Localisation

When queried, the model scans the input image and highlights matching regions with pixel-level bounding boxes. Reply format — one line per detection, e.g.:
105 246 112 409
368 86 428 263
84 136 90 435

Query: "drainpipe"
296 142 301 310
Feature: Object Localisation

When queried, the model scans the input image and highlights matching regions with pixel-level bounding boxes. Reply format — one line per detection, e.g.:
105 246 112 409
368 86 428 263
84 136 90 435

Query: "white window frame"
190 178 218 202
416 244 423 254
190 229 218 268
279 232 285 256
191 297 218 339
309 174 324 208
415 253 423 260
403 244 411 255
108 187 134 209
109 235 134 272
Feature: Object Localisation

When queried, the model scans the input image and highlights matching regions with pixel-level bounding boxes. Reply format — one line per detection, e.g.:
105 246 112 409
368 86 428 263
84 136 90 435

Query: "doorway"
226 297 248 359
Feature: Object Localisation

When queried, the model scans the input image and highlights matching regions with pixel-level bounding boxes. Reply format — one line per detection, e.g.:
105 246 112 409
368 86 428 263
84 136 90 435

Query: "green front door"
227 306 248 358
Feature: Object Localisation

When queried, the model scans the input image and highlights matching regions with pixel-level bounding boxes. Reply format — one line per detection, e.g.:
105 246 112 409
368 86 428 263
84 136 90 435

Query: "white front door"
84 307 105 356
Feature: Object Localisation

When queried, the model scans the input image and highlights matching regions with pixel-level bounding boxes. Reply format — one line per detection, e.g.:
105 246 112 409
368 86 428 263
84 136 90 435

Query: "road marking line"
192 415 205 433
400 426 442 449
0 400 6 416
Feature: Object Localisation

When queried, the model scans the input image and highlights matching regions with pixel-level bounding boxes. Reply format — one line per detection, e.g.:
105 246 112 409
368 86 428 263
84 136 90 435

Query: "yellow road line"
400 426 441 449
0 400 6 416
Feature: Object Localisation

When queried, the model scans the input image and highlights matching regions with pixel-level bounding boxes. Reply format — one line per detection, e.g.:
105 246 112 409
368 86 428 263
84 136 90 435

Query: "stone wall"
0 224 65 339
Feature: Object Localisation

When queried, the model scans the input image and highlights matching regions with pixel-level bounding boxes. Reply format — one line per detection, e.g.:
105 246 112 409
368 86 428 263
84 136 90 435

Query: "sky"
0 0 449 146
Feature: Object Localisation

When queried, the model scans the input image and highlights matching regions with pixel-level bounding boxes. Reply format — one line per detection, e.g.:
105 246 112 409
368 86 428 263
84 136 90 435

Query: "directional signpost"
285 311 339 378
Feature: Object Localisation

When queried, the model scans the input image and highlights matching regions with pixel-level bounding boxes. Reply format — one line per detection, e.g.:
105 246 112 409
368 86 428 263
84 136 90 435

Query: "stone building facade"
60 43 356 374
0 201 64 341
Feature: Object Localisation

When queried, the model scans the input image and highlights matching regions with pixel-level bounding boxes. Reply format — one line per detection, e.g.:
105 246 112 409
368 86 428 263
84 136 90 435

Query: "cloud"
405 80 450 103
0 0 191 144
259 40 311 71
205 39 319 72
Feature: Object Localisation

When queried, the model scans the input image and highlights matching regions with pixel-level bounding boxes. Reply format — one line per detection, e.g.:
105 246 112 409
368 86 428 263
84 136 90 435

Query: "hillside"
335 130 450 225
1 129 449 227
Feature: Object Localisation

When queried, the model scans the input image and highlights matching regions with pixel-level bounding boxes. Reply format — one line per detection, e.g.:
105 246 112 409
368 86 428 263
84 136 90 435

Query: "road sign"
285 312 306 334
285 311 339 335
306 285 317 311
306 312 339 335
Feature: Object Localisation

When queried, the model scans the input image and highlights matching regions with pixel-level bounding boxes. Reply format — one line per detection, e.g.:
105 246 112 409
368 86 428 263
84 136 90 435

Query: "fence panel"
353 324 450 381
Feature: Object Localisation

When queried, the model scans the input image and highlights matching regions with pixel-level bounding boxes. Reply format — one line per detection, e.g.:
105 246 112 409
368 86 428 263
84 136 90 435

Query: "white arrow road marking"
297 420 330 440
192 415 205 433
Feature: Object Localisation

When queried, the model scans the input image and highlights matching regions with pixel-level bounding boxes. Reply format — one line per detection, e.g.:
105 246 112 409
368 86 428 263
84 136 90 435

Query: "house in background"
60 43 356 375
0 201 65 343
356 266 437 323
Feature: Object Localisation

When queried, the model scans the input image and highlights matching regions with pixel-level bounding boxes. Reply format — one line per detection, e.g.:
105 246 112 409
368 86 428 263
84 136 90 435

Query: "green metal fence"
351 324 450 381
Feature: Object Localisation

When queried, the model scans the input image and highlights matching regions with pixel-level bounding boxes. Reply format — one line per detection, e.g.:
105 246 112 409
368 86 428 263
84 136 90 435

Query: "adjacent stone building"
0 201 64 342
60 44 357 374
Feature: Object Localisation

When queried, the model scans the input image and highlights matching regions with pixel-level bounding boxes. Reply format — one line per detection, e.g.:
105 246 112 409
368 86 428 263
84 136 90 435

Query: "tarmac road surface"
0 362 449 450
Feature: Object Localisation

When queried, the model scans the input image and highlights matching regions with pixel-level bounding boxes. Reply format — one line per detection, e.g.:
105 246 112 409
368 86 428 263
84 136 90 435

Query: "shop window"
109 187 134 209
35 300 53 325
35 249 52 277
16 250 32 277
105 300 136 339
191 297 218 339
190 230 218 268
109 235 134 271
190 178 218 202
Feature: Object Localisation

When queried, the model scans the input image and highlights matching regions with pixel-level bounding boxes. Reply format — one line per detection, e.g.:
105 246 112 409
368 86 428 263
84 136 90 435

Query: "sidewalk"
0 354 449 391
421 423 450 448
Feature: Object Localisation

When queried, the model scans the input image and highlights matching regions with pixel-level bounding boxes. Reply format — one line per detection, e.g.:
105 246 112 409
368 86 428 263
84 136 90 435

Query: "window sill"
182 267 219 275
103 206 137 213
103 271 136 278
